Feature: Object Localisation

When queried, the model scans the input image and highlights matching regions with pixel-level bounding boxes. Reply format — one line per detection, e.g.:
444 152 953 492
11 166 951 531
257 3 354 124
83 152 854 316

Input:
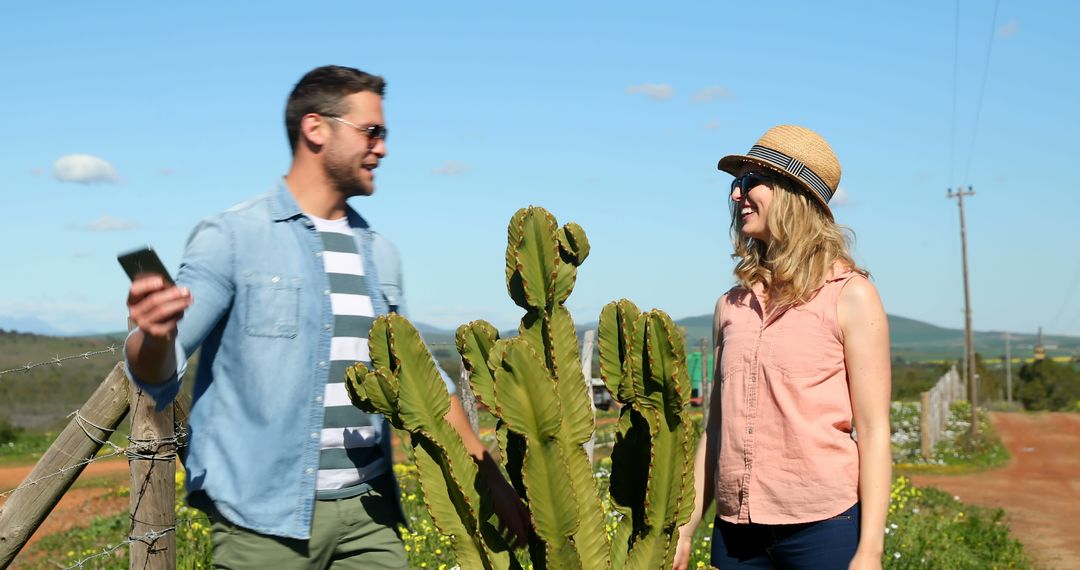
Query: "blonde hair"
730 176 867 309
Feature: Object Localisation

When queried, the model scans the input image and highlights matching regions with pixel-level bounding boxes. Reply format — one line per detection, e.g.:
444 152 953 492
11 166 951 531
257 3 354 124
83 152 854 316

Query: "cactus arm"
456 320 502 411
412 435 506 570
597 301 626 400
350 314 519 570
491 337 583 567
549 308 609 568
552 221 588 305
597 299 643 405
343 362 373 412
549 306 594 445
344 365 400 424
506 207 560 311
557 222 590 267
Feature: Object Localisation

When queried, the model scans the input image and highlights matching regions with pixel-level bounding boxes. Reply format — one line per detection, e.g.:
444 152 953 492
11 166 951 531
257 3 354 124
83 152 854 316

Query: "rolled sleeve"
123 329 188 410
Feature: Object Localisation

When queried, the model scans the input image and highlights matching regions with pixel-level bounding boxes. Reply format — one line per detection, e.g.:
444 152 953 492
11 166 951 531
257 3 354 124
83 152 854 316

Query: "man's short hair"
285 65 386 153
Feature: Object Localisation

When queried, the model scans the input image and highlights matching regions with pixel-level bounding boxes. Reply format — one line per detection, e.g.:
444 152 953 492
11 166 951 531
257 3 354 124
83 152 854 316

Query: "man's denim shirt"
125 182 455 540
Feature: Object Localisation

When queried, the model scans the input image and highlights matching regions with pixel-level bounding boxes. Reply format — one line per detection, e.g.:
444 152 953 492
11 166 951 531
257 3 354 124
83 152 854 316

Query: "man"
125 65 527 568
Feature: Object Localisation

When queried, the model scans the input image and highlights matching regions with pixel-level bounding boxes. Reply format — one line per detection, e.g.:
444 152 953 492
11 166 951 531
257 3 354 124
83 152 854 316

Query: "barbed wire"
0 345 120 378
0 411 187 499
61 527 176 569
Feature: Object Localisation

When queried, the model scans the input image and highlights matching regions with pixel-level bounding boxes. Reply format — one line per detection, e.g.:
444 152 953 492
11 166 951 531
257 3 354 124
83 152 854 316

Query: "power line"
1048 262 1080 333
962 0 1002 183
949 0 961 183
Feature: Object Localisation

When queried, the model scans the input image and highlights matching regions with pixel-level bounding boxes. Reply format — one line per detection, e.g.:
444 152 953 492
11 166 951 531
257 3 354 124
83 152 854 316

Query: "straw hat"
718 125 841 216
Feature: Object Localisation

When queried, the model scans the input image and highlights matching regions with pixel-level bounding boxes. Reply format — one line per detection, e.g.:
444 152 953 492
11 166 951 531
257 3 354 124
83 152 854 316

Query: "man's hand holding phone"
119 247 192 384
126 274 193 341
119 247 192 341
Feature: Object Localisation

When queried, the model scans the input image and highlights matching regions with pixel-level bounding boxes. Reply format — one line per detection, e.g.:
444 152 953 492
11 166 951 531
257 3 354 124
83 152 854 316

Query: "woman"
673 125 891 570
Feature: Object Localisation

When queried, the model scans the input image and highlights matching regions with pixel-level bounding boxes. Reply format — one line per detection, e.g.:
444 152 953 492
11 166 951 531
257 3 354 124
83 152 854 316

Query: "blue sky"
2 1 1079 337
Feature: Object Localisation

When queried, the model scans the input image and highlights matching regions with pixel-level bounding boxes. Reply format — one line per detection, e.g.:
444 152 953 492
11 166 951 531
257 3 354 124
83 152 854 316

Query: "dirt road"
911 412 1080 570
0 458 130 552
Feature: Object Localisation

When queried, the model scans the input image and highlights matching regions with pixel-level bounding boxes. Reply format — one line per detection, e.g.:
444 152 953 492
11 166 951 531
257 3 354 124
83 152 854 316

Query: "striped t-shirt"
310 215 387 500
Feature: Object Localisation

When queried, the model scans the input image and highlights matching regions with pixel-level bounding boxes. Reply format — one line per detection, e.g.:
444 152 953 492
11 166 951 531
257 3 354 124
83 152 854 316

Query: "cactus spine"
598 301 697 569
344 316 520 570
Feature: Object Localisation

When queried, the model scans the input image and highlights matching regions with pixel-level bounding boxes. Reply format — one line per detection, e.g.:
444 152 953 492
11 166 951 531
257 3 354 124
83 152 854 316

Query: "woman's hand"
848 547 883 570
671 533 693 570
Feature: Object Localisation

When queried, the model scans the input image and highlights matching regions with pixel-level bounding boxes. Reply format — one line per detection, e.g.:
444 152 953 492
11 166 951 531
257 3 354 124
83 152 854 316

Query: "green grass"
884 476 1029 568
892 402 1011 476
0 428 131 467
19 463 1031 569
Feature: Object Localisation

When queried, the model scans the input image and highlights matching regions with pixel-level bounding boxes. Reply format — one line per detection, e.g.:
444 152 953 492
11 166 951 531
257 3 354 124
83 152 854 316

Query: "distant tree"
974 353 1004 403
892 361 951 401
1016 359 1080 411
0 416 22 444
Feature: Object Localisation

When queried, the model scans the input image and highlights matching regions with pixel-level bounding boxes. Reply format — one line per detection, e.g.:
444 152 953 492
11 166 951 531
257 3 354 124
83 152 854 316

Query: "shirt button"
305 468 314 475
311 432 319 439
747 426 753 434
316 252 323 258
316 396 324 403
319 361 327 368
324 324 332 330
324 289 331 296
271 276 280 283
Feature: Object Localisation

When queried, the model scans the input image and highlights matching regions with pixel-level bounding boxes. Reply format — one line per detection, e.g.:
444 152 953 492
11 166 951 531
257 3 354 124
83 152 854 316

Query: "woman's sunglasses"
730 172 774 195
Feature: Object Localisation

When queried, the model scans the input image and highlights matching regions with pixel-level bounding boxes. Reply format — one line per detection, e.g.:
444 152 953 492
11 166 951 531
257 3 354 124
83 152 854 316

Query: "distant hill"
662 313 1079 362
321 313 1080 362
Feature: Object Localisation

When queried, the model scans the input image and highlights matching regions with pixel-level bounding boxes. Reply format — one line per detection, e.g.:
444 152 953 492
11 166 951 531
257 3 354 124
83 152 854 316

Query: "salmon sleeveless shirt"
714 270 862 524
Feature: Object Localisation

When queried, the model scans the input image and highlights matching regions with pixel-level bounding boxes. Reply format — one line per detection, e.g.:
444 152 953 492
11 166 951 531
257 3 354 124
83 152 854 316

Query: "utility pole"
1004 332 1012 404
948 185 978 438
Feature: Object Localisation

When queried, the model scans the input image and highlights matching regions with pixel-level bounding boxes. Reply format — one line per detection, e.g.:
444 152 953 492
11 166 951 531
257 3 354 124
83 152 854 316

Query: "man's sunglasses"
326 115 388 142
730 172 774 195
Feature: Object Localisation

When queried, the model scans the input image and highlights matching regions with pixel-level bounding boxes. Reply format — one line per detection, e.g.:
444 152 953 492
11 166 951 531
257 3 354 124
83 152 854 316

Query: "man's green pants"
207 477 407 569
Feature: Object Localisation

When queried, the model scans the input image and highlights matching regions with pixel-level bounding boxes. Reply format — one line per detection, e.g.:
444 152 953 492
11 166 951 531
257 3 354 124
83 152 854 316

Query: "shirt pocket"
766 330 834 381
242 272 301 338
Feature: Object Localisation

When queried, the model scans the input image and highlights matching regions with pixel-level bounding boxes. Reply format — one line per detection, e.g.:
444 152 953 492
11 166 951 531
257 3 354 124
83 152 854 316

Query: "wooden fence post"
0 362 131 568
128 386 176 568
920 390 932 459
458 359 480 435
580 330 597 463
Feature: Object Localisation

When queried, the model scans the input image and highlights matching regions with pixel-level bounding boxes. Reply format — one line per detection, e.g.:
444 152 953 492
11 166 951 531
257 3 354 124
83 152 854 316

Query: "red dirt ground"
0 458 130 554
911 412 1080 570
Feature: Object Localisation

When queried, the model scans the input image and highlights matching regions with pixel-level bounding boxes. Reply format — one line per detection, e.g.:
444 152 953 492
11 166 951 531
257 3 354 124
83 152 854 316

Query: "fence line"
61 528 176 570
0 345 120 378
920 365 966 458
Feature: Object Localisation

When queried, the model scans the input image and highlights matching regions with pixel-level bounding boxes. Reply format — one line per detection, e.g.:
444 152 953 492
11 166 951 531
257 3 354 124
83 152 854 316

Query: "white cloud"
625 83 674 101
692 86 734 103
53 154 119 184
831 186 849 206
433 161 470 176
998 21 1019 38
67 215 140 232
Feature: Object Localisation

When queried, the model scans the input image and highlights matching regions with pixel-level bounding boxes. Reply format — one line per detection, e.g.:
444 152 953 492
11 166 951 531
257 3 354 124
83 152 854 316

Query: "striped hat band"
746 145 834 205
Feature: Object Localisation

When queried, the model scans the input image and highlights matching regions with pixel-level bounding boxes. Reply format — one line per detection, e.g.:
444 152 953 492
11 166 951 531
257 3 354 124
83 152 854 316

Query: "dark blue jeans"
711 503 860 569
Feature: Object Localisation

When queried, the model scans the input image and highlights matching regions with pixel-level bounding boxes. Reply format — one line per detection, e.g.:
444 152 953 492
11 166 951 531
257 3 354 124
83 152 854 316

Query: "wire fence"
0 345 120 378
0 365 190 568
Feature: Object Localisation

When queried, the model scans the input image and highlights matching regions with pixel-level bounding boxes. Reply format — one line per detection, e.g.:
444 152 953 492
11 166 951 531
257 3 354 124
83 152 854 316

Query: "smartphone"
117 246 175 285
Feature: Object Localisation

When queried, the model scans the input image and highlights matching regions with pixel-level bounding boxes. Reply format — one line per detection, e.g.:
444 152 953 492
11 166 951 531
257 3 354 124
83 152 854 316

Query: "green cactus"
458 206 609 570
599 302 697 569
348 206 696 570
345 315 520 570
